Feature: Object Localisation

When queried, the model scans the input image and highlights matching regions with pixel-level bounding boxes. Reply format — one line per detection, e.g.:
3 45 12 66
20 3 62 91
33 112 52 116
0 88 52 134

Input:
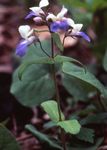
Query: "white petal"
46 13 57 21
65 18 75 27
72 24 83 33
57 6 68 19
18 25 31 39
30 7 44 16
27 36 36 44
39 0 49 8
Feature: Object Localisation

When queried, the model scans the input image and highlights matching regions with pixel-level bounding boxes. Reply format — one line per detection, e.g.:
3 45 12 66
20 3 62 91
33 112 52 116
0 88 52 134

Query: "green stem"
51 34 67 150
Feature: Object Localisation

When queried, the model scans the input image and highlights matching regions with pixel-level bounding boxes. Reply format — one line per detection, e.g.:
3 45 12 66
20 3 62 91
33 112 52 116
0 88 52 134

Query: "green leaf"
41 100 64 123
57 120 81 135
0 124 20 150
76 127 94 143
62 62 107 98
52 33 63 51
18 57 54 80
54 55 85 68
103 50 107 72
11 65 55 107
62 74 88 101
68 138 103 150
80 113 107 125
25 124 61 149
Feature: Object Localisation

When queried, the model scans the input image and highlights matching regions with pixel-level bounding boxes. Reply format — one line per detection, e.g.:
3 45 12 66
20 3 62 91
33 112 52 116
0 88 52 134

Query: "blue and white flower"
46 6 70 32
25 0 49 19
16 25 36 57
67 20 90 42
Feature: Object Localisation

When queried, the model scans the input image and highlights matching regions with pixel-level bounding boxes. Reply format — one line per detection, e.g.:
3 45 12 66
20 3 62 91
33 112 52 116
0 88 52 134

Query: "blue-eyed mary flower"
66 19 91 42
46 6 69 32
25 0 49 20
16 25 36 57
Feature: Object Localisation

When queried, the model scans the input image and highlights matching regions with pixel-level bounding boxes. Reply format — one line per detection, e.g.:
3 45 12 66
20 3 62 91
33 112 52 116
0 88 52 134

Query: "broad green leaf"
76 127 94 143
62 74 88 101
68 138 103 150
54 55 85 68
0 124 20 150
52 33 63 51
11 40 57 107
103 50 107 72
62 62 107 98
41 100 64 122
25 124 61 149
80 113 107 125
57 120 81 135
18 57 54 80
11 67 55 107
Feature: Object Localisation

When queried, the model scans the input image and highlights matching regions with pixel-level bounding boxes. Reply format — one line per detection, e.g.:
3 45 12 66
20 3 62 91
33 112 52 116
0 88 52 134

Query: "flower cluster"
16 0 90 57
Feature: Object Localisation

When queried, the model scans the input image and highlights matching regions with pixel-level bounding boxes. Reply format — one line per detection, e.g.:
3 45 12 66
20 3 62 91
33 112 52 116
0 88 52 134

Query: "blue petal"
25 11 36 19
50 22 60 32
72 32 91 42
16 40 28 57
59 21 69 31
50 21 69 32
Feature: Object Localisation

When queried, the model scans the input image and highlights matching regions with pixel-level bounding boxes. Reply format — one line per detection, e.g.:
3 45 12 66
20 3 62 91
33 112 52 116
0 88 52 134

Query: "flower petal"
72 31 91 42
30 7 44 16
46 13 57 21
18 25 31 39
39 0 49 8
72 24 83 33
16 40 28 57
25 11 36 19
50 21 69 32
57 6 68 19
65 18 75 27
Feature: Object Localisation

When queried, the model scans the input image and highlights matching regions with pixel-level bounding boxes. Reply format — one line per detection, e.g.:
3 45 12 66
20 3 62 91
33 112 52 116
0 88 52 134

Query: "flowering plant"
11 0 107 149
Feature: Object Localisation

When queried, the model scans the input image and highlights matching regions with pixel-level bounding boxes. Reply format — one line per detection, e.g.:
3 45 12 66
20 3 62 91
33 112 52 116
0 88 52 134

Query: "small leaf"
52 33 63 51
62 62 107 98
57 120 81 135
0 124 20 150
41 100 64 123
25 124 61 149
76 127 94 143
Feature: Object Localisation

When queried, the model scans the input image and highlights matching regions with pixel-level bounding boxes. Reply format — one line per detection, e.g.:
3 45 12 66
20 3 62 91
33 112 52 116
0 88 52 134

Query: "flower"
25 0 49 19
16 25 36 57
67 22 91 42
47 6 70 32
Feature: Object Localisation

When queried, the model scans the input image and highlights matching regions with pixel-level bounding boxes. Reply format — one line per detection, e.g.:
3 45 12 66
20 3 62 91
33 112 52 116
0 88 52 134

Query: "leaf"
57 120 81 135
0 124 20 150
62 74 88 101
62 62 107 98
25 124 61 149
103 50 107 72
11 40 57 107
18 57 54 80
41 100 64 123
52 33 63 51
54 55 85 68
76 127 94 143
68 138 103 150
11 68 55 107
80 113 107 125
